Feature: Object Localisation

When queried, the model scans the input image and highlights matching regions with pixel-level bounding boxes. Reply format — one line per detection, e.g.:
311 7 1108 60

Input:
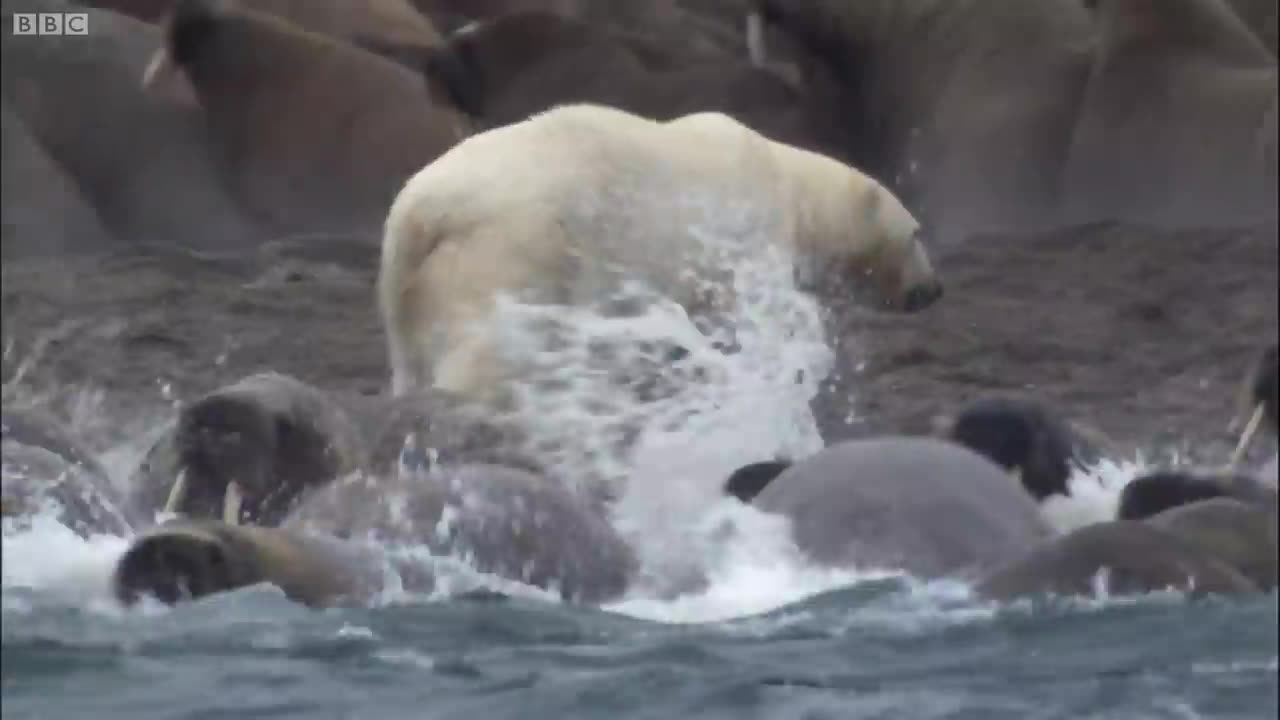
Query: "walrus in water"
1146 497 1277 591
283 461 637 605
750 437 1052 579
128 372 366 526
1116 469 1277 521
943 395 1115 502
111 517 402 607
114 459 635 607
975 496 1276 601
2 408 134 538
973 515 1261 601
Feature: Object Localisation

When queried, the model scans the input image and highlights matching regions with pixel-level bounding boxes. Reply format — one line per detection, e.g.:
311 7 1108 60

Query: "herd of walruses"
1 0 1276 610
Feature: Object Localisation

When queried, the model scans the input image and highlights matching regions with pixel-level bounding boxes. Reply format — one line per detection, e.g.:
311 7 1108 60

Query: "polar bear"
378 103 942 401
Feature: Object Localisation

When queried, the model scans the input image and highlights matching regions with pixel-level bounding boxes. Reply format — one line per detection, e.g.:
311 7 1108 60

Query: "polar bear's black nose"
903 283 943 312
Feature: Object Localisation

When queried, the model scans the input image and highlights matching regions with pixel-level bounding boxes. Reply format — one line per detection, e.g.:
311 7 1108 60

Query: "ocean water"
4 209 1277 719
3 530 1277 720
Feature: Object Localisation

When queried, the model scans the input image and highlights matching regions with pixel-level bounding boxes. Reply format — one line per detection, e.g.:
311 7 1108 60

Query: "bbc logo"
12 12 89 35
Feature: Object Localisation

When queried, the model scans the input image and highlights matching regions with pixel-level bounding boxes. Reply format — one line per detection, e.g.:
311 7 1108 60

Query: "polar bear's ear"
856 181 886 229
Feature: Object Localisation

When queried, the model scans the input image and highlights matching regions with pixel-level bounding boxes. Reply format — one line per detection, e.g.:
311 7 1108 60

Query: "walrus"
88 0 443 48
943 395 1115 502
141 0 470 240
1116 469 1278 521
2 0 268 252
127 372 366 527
750 437 1053 579
2 408 134 538
752 0 1096 240
112 517 402 607
404 10 841 156
1062 0 1278 228
1145 497 1277 591
973 516 1261 602
283 462 637 605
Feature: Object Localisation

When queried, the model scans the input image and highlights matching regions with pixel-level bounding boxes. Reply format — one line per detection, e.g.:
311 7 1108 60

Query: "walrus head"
1115 470 1270 521
945 396 1098 502
162 393 278 526
113 521 264 606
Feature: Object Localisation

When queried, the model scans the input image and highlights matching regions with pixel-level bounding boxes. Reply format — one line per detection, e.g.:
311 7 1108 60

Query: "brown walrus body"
3 0 267 252
412 10 842 156
144 0 470 240
1062 0 1278 229
974 517 1261 601
112 518 401 607
976 497 1276 601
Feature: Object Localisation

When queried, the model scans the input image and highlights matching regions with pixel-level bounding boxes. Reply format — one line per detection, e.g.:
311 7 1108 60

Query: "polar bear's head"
846 180 942 312
798 171 943 313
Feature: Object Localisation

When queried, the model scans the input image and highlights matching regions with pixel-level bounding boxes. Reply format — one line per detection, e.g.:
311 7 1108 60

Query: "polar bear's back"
388 105 789 252
378 104 820 398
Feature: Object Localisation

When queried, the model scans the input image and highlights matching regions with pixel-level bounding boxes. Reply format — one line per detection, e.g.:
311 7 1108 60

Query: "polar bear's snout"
878 229 943 313
901 232 943 311
903 280 944 312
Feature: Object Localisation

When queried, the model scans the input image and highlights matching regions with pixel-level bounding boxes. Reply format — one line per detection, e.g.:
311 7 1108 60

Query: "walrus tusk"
223 480 244 525
746 11 766 67
1227 404 1265 469
163 470 189 513
141 48 173 90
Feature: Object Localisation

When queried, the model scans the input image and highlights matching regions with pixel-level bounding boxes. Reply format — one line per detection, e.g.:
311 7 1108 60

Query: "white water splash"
1 512 130 611
1038 455 1153 534
451 209 841 608
607 500 868 624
